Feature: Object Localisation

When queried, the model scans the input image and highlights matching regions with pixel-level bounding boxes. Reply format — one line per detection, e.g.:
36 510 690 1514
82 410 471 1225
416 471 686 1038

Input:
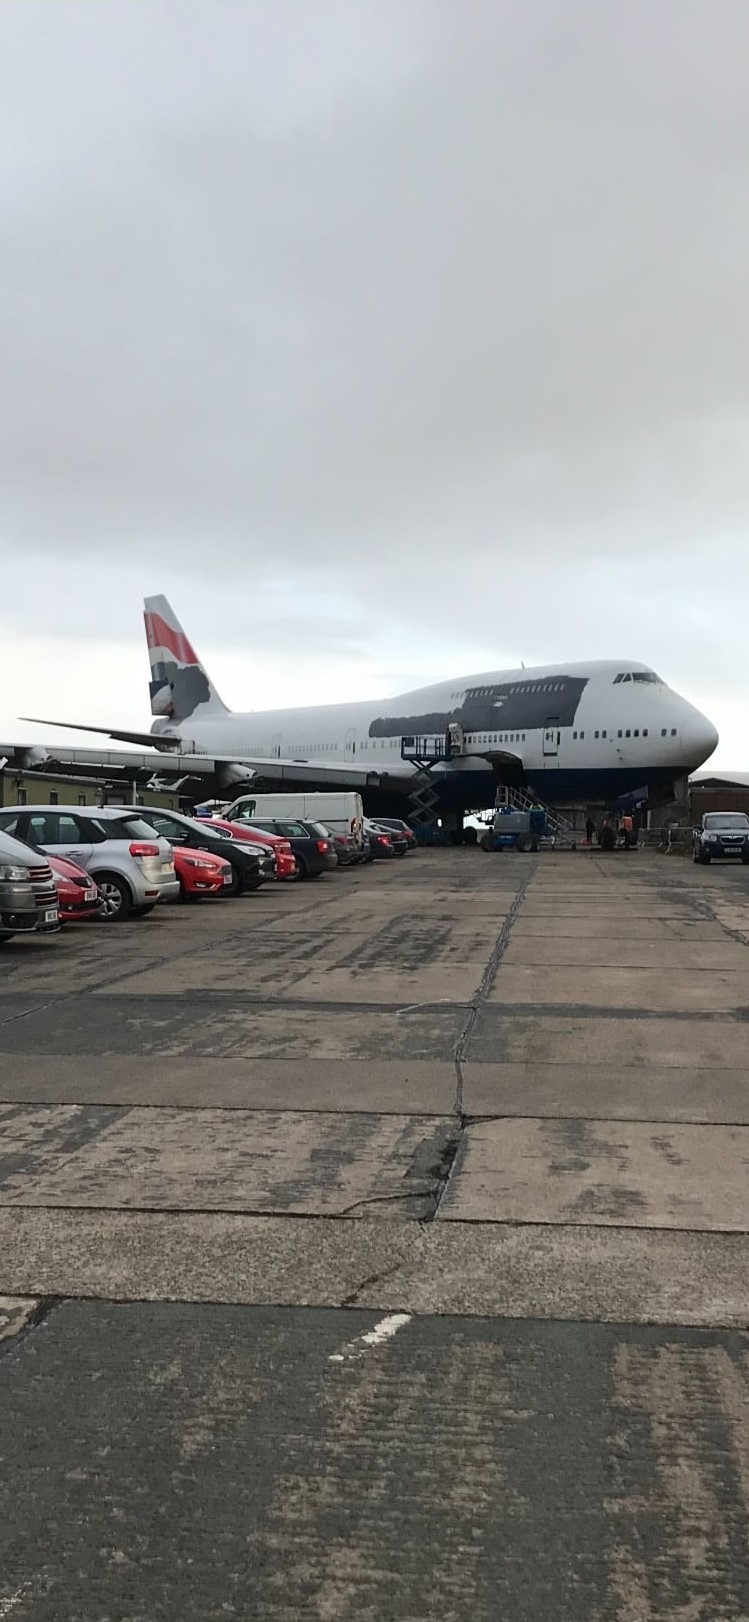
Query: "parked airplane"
24 594 719 814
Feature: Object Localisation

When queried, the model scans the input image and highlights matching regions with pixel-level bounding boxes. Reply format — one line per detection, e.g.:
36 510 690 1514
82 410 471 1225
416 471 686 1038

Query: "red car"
173 844 233 900
48 854 102 922
205 818 297 880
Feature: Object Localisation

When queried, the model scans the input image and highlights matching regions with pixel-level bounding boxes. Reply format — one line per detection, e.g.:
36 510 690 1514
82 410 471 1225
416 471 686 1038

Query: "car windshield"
188 821 231 843
704 814 749 829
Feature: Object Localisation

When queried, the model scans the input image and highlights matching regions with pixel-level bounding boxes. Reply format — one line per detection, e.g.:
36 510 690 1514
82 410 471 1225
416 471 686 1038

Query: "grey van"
0 829 59 939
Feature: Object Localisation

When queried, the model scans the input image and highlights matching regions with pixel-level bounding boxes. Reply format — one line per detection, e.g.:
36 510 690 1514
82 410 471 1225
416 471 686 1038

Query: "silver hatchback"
0 806 179 921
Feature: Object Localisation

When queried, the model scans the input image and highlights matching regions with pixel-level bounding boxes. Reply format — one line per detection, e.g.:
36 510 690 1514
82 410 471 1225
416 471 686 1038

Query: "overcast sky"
1 0 747 763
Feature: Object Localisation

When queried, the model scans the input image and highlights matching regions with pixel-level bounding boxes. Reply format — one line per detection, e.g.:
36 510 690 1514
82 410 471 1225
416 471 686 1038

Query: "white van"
225 792 365 850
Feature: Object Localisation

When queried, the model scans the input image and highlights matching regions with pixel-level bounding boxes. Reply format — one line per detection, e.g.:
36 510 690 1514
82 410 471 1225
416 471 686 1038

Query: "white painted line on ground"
397 1000 455 1015
329 1313 412 1363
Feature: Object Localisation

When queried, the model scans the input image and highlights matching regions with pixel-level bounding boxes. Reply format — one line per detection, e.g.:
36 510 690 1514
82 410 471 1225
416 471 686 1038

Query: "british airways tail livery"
26 593 719 812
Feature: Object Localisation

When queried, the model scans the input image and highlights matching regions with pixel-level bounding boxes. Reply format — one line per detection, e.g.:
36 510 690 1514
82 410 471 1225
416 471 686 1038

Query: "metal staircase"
496 786 577 840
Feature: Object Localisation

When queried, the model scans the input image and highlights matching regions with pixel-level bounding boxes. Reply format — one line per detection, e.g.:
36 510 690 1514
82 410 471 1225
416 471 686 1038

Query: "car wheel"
96 873 133 921
225 866 243 896
295 856 308 880
479 832 493 851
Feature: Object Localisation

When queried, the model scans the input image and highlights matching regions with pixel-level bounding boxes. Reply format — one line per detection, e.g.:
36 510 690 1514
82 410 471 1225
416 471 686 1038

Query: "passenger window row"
466 722 679 749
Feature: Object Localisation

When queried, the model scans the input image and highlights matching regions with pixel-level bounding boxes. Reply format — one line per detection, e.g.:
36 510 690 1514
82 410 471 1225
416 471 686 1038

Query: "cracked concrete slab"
489 963 749 1011
0 1055 457 1114
0 996 465 1061
511 916 725 939
1 1211 749 1329
438 1116 749 1231
462 1061 749 1123
0 1105 457 1218
285 963 480 1004
501 937 747 968
3 1302 748 1620
468 1007 749 1068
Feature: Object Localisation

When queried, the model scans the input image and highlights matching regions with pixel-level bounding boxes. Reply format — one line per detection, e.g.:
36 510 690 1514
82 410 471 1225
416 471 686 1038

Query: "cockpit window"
613 670 661 684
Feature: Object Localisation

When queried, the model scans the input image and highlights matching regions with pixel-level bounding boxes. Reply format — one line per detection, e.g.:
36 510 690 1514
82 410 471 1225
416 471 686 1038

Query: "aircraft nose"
681 711 719 767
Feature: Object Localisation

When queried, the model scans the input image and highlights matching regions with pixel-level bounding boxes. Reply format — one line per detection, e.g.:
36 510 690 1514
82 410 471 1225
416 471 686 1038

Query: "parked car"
0 828 61 934
313 821 360 866
295 822 339 870
204 818 297 880
366 818 409 857
0 807 178 921
239 818 335 879
362 821 396 860
693 812 749 864
0 834 40 943
375 817 417 849
48 854 102 922
124 808 272 894
172 844 233 900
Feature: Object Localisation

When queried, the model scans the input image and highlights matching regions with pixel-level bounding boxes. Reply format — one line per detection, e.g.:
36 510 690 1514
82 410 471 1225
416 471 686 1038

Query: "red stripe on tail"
144 611 199 667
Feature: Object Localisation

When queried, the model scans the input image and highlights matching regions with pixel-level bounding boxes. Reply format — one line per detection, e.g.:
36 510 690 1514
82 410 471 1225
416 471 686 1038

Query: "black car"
367 819 409 857
693 812 749 865
374 817 417 850
362 822 396 860
242 819 334 879
141 809 271 893
313 821 360 866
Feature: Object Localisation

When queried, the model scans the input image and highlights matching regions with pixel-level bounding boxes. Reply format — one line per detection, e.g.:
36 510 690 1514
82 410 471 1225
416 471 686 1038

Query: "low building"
689 772 749 820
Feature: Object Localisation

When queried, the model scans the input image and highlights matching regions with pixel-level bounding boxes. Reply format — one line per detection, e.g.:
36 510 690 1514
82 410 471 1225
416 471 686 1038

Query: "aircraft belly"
434 762 682 809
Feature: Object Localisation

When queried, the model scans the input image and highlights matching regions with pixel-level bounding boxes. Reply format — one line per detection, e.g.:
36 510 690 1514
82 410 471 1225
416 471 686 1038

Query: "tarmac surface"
1 846 749 1618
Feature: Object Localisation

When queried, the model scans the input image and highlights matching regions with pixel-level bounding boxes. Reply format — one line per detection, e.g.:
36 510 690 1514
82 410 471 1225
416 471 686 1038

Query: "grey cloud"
1 0 749 682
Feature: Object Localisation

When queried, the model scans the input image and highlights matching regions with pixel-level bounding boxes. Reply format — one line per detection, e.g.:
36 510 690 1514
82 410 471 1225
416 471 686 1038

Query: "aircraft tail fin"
143 595 228 724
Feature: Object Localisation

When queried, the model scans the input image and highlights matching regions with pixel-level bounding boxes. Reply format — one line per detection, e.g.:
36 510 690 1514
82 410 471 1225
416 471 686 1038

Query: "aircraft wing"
203 752 418 788
17 718 418 787
20 717 179 749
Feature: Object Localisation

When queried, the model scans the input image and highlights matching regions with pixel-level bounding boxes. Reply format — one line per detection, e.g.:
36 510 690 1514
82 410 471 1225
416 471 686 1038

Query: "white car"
0 806 179 921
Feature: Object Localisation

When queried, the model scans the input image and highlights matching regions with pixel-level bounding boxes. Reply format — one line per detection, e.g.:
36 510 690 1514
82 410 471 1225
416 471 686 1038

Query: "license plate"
84 888 97 902
222 873 232 885
44 909 58 924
